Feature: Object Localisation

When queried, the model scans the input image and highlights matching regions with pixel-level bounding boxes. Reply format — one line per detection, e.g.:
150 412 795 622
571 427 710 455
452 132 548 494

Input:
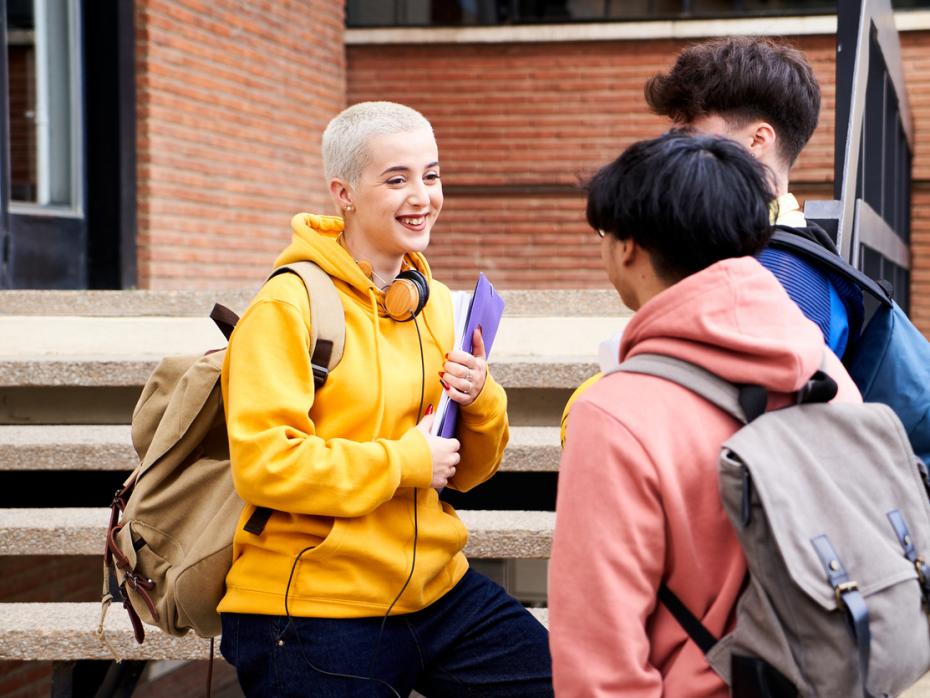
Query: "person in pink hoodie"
549 132 861 697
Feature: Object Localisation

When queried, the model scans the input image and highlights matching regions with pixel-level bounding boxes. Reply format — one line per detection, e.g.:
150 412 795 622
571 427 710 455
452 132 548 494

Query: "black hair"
586 131 775 282
644 37 821 167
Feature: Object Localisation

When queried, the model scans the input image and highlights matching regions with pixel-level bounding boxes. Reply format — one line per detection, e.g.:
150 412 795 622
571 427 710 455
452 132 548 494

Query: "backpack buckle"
834 580 859 607
917 558 928 585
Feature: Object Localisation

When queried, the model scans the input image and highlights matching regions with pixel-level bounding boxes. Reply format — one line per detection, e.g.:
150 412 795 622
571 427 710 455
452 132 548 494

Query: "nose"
407 179 430 208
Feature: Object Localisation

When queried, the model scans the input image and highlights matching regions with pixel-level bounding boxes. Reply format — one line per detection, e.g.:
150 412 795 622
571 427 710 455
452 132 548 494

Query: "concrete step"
0 425 559 472
0 310 622 387
0 508 554 559
0 288 626 318
0 353 602 390
0 602 549 660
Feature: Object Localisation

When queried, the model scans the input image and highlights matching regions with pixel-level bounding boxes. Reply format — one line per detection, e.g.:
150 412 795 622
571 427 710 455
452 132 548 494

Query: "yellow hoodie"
218 213 509 618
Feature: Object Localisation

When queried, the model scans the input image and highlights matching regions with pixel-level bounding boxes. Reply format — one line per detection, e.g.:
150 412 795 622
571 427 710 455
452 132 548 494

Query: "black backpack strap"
768 227 892 307
657 584 718 654
243 507 274 535
210 304 239 341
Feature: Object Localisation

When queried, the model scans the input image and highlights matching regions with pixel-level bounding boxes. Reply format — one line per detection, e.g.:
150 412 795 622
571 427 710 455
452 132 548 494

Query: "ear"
329 178 354 213
617 237 639 268
748 121 777 160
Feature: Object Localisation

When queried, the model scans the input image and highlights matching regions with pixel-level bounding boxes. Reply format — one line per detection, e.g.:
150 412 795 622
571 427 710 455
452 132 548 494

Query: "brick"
136 0 345 289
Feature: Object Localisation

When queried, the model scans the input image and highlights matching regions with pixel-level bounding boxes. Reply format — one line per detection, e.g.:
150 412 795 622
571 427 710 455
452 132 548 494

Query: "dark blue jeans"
220 569 553 697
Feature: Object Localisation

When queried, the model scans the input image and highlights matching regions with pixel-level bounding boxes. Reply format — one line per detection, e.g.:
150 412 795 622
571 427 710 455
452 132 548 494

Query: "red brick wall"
903 34 930 334
347 32 930 335
135 0 346 289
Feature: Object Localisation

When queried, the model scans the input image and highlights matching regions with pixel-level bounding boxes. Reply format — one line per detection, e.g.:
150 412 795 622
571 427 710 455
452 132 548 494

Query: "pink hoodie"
549 257 860 697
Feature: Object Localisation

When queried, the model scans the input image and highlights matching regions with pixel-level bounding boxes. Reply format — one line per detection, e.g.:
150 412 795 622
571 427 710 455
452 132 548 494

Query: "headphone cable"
278 314 427 696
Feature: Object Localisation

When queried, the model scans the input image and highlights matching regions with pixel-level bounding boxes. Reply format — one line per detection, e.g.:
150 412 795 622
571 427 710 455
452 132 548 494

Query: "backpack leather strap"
268 261 346 388
812 535 876 698
243 507 274 536
242 262 346 538
210 304 240 341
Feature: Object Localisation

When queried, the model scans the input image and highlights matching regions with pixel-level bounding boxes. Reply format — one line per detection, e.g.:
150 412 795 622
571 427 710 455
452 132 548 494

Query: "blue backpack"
768 227 930 465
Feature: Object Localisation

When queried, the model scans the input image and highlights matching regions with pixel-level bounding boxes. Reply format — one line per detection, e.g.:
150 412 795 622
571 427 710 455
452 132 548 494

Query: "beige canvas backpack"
100 262 345 650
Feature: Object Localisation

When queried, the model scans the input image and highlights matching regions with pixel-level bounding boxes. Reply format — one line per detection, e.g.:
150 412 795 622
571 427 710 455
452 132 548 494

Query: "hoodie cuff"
461 371 507 426
398 427 434 489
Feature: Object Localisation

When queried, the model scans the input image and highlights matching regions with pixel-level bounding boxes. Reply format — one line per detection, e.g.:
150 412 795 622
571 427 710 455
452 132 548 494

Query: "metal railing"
805 0 913 310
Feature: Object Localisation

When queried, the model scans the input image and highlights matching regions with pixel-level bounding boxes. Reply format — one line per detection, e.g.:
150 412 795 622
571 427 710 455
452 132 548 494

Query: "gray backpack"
618 354 930 698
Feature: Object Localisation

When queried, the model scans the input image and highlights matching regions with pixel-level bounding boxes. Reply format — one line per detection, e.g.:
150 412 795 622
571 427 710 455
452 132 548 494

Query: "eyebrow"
379 161 440 176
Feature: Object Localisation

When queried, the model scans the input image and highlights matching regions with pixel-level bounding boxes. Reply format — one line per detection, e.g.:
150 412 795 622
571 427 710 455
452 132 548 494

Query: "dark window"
347 0 930 27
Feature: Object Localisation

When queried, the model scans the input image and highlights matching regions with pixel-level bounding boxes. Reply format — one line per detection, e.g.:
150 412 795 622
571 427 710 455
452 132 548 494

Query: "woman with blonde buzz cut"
219 101 553 697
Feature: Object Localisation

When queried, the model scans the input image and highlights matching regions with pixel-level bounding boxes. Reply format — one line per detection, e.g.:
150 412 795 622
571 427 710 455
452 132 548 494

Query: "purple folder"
437 273 505 439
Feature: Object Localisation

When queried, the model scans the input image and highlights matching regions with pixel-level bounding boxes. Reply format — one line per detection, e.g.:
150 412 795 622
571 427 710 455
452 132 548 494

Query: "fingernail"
477 324 483 334
444 353 449 360
425 404 434 415
440 380 449 390
438 371 445 379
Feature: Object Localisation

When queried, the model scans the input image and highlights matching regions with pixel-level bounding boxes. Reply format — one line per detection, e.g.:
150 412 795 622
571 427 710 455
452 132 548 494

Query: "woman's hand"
440 327 488 407
416 411 461 489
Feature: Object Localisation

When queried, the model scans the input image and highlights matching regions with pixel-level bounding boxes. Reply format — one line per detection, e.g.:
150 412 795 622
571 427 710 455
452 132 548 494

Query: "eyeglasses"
595 229 607 238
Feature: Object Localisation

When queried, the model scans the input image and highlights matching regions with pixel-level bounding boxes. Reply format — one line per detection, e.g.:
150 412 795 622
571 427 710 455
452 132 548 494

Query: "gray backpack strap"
269 261 346 389
612 354 751 424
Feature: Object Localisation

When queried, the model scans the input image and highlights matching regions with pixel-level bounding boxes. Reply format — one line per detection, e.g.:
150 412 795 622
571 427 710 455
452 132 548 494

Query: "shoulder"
239 271 315 332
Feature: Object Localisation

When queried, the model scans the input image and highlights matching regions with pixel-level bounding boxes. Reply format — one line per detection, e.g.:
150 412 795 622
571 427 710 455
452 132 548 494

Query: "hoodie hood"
278 213 433 314
620 256 825 394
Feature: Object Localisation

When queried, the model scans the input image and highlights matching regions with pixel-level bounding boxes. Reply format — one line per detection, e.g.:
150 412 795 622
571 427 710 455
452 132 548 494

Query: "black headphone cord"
368 314 426 682
278 314 426 697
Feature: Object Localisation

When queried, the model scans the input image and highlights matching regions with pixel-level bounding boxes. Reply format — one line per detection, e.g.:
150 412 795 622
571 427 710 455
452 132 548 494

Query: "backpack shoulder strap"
268 261 346 389
612 354 754 424
769 227 892 307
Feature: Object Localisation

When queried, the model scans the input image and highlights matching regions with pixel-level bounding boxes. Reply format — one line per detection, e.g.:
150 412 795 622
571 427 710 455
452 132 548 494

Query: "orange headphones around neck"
381 268 430 322
340 236 429 322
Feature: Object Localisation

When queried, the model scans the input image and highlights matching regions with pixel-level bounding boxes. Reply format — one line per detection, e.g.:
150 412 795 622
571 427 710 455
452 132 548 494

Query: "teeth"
399 216 424 225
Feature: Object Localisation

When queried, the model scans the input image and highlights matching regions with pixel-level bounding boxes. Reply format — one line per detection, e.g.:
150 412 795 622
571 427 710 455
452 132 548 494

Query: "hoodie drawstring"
367 289 387 440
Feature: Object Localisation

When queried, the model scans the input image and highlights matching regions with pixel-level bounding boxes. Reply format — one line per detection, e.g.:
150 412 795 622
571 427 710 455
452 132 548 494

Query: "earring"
344 204 354 213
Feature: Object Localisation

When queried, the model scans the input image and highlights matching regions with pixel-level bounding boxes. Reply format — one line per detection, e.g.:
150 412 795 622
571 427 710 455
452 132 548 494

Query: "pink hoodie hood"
621 256 825 395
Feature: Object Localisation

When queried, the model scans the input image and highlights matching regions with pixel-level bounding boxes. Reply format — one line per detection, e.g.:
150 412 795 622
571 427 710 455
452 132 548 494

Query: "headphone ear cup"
401 270 429 315
384 270 429 321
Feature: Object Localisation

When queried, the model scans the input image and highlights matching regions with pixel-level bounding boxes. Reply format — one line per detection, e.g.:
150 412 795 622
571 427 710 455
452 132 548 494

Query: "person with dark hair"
548 132 861 696
557 36 860 450
645 36 862 356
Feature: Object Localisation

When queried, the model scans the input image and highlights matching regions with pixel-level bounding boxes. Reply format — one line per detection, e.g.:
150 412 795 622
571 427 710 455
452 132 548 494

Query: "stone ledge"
0 289 628 318
0 508 555 558
0 315 625 362
0 602 548 660
0 425 559 472
0 356 599 389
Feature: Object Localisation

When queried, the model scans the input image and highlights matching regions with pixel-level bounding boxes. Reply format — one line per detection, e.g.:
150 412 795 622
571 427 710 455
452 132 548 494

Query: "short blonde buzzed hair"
322 101 435 186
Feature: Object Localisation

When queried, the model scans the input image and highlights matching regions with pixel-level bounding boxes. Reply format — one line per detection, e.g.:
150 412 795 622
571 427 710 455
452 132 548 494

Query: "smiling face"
333 128 443 270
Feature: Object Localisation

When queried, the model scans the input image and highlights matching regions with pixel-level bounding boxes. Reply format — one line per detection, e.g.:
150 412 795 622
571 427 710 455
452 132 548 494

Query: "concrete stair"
0 424 560 472
0 288 629 679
